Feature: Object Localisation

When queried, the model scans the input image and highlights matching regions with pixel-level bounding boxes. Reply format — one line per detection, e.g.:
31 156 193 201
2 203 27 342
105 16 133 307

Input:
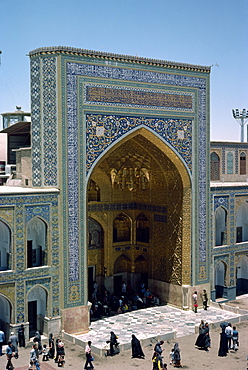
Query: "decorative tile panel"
0 193 60 322
25 205 50 224
86 114 192 173
31 57 42 186
42 57 58 186
31 57 58 187
214 196 229 211
85 84 194 111
65 60 208 285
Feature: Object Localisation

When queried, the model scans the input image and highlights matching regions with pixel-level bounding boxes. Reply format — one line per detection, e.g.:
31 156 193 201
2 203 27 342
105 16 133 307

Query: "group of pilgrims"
195 319 239 356
195 320 211 351
152 340 182 369
101 331 182 369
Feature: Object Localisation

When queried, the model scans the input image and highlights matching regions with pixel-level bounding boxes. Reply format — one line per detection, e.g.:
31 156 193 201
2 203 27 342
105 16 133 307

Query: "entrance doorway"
28 301 37 337
88 266 95 301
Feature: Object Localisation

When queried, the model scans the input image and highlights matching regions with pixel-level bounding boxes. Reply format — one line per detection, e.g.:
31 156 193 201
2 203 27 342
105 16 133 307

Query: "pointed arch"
26 217 48 268
113 213 131 243
88 217 103 249
215 206 227 246
0 293 13 339
236 255 248 294
215 260 227 299
210 151 220 180
27 284 48 336
240 152 246 175
134 255 148 274
0 220 11 271
136 213 149 243
114 254 132 274
236 202 248 243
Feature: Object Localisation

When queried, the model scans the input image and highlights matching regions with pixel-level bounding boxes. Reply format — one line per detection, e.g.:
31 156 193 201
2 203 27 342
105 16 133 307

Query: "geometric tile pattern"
42 57 58 186
86 114 193 173
31 57 58 187
65 59 209 285
0 192 60 322
29 49 210 307
31 57 42 186
214 196 229 211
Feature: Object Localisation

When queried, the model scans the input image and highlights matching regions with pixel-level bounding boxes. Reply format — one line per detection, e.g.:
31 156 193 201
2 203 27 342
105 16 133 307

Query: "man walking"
6 341 14 370
30 344 41 370
232 326 239 351
0 327 5 356
225 323 233 350
10 331 18 358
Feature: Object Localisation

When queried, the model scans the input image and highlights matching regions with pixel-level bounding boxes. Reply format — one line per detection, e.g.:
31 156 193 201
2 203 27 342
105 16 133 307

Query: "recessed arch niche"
87 128 191 305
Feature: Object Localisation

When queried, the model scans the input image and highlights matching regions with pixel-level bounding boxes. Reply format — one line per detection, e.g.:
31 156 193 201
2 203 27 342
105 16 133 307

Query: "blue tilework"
214 196 229 211
65 60 208 283
86 114 192 173
31 57 42 186
0 193 60 321
25 205 50 224
42 57 58 186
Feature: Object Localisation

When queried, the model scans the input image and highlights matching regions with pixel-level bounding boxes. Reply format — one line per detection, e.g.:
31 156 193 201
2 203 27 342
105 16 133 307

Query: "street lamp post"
232 109 248 142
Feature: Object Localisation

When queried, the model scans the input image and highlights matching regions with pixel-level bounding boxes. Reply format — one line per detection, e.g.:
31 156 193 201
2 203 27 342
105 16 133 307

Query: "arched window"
113 213 131 243
27 218 47 268
0 220 11 271
88 180 100 202
210 152 220 180
236 203 248 243
136 214 149 243
227 152 234 174
88 217 103 249
215 207 227 246
215 260 226 298
240 152 246 175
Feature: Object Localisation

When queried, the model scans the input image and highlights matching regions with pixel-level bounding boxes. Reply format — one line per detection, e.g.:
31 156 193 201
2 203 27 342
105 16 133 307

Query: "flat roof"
0 186 59 195
29 46 211 73
211 181 248 188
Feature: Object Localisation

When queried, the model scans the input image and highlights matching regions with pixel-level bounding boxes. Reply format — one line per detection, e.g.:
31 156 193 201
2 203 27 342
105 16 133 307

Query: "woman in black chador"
109 331 118 356
131 334 145 359
195 321 211 351
218 322 229 357
48 333 55 359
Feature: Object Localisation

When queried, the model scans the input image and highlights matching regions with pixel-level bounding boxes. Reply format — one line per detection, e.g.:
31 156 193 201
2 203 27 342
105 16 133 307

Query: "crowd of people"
195 319 239 357
1 328 65 369
84 331 182 369
218 322 239 356
152 340 182 369
90 280 160 321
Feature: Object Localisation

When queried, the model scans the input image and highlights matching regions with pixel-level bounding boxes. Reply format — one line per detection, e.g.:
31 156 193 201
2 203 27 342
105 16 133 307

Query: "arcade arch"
236 255 248 295
215 260 227 299
236 202 248 243
87 129 191 305
26 217 48 268
215 207 227 246
0 220 11 271
0 294 12 339
27 285 47 337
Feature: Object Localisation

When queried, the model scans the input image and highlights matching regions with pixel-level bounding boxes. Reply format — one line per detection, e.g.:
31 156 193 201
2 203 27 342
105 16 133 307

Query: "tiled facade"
211 142 248 301
0 47 211 335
